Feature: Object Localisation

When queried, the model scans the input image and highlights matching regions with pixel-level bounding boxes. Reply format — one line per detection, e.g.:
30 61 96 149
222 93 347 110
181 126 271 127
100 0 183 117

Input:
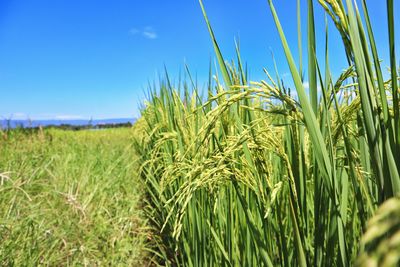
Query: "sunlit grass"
135 0 400 266
0 128 146 265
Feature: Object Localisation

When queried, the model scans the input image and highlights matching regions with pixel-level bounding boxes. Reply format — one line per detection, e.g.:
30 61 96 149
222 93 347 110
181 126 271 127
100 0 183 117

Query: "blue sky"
0 0 398 120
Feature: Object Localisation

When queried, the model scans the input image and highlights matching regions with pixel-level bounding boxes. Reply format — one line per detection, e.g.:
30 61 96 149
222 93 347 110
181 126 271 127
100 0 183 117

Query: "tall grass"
0 128 146 265
135 0 399 265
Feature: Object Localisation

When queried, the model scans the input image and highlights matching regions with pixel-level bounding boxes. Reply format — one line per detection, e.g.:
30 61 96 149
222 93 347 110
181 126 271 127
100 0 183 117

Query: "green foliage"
135 0 400 266
0 128 146 265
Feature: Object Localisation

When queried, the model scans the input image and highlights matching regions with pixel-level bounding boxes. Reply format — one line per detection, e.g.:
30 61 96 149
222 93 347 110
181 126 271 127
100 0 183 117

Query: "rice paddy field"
0 128 146 265
2 0 400 266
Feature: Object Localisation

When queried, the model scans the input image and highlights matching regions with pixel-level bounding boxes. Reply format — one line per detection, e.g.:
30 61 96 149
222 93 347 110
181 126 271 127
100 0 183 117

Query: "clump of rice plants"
135 0 400 266
356 197 400 267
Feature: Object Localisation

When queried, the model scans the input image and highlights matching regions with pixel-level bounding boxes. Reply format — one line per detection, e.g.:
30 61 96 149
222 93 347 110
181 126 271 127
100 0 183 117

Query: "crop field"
1 0 400 266
0 128 146 265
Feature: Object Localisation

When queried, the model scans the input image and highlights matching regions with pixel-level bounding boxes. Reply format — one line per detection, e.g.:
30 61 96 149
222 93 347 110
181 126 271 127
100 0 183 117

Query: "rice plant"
135 0 400 266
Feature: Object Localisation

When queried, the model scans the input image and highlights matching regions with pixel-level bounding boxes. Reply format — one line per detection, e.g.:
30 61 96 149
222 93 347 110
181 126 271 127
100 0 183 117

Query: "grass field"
0 128 146 265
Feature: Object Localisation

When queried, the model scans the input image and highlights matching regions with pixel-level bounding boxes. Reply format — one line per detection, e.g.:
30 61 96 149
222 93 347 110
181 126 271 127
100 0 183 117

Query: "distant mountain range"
1 118 136 129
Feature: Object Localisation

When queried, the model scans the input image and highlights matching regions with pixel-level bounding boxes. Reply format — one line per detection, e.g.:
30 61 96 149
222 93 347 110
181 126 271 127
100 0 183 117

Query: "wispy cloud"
129 28 139 35
302 81 322 92
129 26 158 39
143 31 157 39
12 112 28 119
55 115 86 120
0 113 91 121
0 112 28 120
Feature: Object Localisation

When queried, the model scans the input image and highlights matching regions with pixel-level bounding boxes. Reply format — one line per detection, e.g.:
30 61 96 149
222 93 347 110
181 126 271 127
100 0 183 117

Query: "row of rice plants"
134 0 400 265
